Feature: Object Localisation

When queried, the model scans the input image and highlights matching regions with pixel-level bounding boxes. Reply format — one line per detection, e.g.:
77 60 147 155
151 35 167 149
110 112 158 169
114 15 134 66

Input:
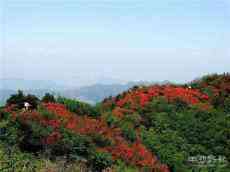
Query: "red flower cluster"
73 117 108 135
43 103 72 118
112 107 134 119
110 143 134 162
132 142 157 167
163 86 209 104
115 85 209 108
65 117 78 130
42 119 61 129
109 141 157 168
19 111 42 122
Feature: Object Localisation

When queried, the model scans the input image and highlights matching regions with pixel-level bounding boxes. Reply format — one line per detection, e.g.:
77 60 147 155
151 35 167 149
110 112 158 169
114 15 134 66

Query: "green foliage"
6 90 39 109
123 113 142 128
19 120 53 152
139 95 230 171
140 97 175 127
57 96 100 117
106 112 119 127
172 98 189 111
223 96 230 113
141 97 174 113
28 121 53 140
141 128 187 171
89 151 113 172
90 133 113 147
25 94 40 109
114 160 138 172
37 105 56 120
42 93 56 103
0 110 10 120
54 129 95 159
121 123 136 143
0 120 20 145
0 144 45 172
201 86 214 97
6 90 25 108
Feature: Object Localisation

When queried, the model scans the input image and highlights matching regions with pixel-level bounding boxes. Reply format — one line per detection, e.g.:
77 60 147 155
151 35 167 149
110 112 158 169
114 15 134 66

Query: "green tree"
6 90 25 108
41 93 56 103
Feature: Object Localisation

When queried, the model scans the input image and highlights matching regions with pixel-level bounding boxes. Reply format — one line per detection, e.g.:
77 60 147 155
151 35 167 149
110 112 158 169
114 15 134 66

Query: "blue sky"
1 0 230 86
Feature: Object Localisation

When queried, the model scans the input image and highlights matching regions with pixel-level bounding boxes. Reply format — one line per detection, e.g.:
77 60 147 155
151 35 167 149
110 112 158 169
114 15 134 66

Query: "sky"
1 0 230 87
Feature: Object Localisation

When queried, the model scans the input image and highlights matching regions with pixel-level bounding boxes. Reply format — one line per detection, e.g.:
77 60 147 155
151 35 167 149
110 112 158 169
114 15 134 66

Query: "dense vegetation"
0 73 229 172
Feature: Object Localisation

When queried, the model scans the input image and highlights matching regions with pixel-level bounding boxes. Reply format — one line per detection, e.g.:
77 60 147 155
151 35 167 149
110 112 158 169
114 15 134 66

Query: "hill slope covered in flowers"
0 73 230 172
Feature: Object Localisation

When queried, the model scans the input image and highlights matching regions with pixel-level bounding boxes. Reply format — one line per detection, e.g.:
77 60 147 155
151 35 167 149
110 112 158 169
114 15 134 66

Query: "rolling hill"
0 73 229 172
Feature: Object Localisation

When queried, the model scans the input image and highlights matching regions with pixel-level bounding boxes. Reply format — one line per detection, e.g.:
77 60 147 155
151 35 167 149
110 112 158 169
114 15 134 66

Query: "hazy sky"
1 0 230 86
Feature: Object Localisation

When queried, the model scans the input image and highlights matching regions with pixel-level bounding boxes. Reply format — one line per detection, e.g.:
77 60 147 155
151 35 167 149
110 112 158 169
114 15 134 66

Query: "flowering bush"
114 85 209 109
89 151 113 171
108 141 159 169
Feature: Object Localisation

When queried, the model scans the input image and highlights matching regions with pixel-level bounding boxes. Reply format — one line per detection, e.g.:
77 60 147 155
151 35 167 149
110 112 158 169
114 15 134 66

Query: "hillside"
0 73 229 172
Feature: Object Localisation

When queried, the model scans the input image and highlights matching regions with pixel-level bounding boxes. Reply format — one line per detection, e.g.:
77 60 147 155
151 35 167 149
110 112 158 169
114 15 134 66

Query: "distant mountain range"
0 79 171 106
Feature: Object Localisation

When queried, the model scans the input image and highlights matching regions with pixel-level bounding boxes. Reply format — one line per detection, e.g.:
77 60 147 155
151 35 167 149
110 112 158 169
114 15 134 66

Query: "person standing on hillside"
24 102 30 111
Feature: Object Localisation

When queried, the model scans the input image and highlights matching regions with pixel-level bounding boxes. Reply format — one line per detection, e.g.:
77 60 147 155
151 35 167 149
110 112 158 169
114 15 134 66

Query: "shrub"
6 91 39 109
106 112 119 127
0 110 10 120
123 113 142 128
0 144 45 172
19 121 53 152
114 160 138 172
53 129 95 159
6 90 25 109
89 151 113 172
223 97 230 113
57 97 100 117
172 98 189 111
141 128 187 171
42 93 56 103
0 120 20 145
141 97 174 114
37 105 56 120
121 124 136 143
25 94 40 109
91 133 112 147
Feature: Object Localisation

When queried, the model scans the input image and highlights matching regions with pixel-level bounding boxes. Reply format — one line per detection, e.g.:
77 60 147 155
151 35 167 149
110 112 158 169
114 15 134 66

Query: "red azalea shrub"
43 103 72 119
115 85 209 108
131 142 157 167
65 117 78 130
139 93 150 107
65 116 108 135
18 111 42 123
163 86 209 104
109 143 134 162
108 141 157 168
42 119 61 129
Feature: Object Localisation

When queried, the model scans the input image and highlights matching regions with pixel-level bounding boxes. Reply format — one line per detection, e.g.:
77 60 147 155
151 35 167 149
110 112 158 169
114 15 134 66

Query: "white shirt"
24 102 30 108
